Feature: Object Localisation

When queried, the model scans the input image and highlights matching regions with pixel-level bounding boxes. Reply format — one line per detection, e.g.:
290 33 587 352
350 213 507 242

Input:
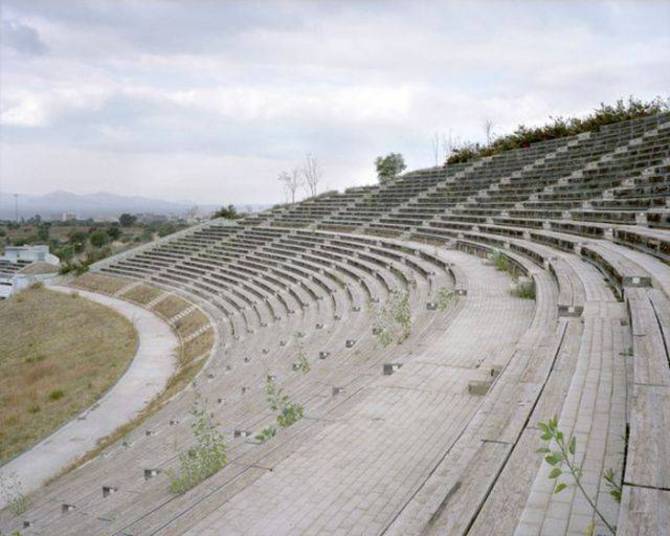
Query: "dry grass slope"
72 272 131 295
0 286 138 464
121 284 162 305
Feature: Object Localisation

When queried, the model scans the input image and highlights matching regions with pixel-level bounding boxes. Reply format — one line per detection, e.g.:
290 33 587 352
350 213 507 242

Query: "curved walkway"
0 286 178 509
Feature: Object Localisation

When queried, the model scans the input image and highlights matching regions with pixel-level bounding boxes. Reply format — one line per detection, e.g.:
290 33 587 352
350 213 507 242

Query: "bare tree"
442 129 460 163
483 119 495 146
302 153 321 198
431 132 440 167
278 168 303 204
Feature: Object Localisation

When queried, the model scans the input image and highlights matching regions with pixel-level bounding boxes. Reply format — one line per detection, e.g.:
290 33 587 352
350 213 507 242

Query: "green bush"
89 230 109 248
48 389 65 401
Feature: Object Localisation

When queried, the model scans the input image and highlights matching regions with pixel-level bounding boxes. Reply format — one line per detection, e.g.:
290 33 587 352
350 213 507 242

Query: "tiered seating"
2 112 669 536
0 258 32 275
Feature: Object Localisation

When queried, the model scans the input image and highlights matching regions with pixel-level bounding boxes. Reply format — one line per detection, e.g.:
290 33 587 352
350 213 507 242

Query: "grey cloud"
1 19 48 56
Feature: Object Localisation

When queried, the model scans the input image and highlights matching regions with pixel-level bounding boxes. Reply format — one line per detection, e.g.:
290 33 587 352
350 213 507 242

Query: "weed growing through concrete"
490 249 511 273
511 278 536 300
265 375 304 428
0 473 28 515
373 290 412 347
436 288 456 311
255 426 277 443
295 342 310 374
537 417 620 534
168 396 227 494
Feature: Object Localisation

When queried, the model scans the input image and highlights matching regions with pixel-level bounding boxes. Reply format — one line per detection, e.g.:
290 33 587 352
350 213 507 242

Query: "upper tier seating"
2 113 669 536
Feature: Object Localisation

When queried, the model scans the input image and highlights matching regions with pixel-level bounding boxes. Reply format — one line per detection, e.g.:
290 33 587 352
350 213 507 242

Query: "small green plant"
294 342 310 374
255 426 277 443
0 473 28 515
27 404 40 414
168 396 227 494
490 249 510 273
436 288 456 311
295 354 310 374
603 468 623 504
48 389 65 401
373 290 412 347
511 279 536 300
265 375 304 429
537 417 619 534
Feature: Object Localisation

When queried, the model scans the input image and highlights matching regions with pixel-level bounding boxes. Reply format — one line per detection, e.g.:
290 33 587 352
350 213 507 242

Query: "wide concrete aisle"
0 286 178 508
184 251 535 536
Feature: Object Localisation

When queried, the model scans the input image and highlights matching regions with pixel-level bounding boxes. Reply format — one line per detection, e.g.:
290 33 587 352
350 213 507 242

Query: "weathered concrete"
0 286 178 509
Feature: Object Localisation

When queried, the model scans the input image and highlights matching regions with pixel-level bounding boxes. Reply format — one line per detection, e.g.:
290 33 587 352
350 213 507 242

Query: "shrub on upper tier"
446 96 669 165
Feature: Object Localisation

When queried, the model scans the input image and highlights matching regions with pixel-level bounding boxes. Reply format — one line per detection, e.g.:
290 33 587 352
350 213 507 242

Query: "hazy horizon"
1 0 669 206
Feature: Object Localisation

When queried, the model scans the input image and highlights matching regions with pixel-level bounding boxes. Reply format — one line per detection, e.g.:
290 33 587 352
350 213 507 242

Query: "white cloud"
0 0 668 205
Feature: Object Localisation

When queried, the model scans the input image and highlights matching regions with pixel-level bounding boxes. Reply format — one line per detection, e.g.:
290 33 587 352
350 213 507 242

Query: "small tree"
213 204 240 220
37 222 50 242
302 153 321 198
278 169 303 203
431 132 441 167
89 229 108 248
375 153 406 184
169 396 227 494
483 118 495 146
107 225 121 240
119 213 137 227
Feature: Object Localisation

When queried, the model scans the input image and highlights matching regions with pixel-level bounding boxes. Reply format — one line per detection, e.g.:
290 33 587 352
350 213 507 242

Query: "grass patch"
174 309 210 337
72 272 132 295
120 284 162 305
0 287 138 464
153 294 191 318
182 329 214 363
511 279 536 300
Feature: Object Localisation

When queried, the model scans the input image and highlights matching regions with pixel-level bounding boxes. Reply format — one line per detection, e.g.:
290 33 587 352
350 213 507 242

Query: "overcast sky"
1 0 668 206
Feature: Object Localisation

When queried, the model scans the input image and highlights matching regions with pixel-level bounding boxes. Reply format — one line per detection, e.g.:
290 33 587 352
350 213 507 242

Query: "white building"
0 245 60 299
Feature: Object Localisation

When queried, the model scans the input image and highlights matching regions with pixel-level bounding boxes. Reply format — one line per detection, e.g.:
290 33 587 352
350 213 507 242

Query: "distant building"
136 213 170 224
62 212 77 222
2 245 60 265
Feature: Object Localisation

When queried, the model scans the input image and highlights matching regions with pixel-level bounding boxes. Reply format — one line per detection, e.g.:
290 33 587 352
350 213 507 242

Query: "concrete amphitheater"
1 112 669 535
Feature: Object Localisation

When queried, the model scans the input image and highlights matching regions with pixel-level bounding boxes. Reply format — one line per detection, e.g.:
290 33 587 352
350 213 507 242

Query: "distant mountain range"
0 191 271 220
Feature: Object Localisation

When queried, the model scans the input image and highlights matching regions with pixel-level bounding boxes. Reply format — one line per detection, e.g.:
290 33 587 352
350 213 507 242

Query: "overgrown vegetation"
372 290 412 347
0 287 137 463
446 96 669 165
168 395 227 494
537 417 621 535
